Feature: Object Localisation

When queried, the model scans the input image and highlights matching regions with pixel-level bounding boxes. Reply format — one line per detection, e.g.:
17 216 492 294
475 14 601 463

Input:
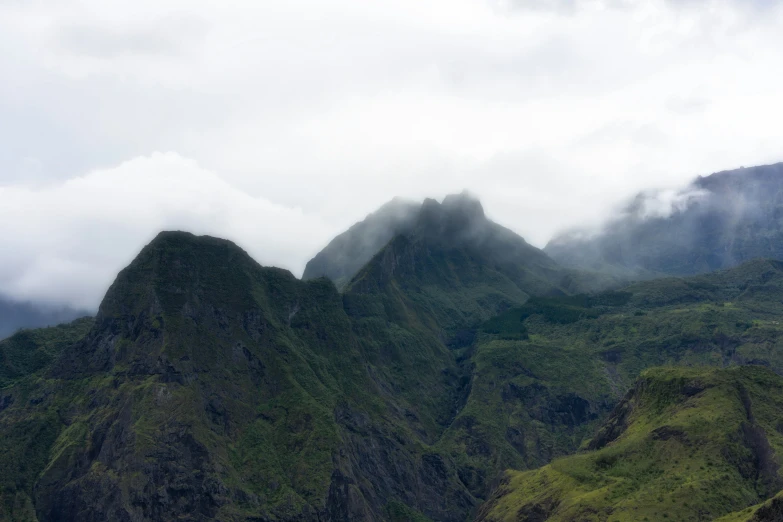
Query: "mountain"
0 317 93 388
5 190 783 521
338 193 624 449
430 257 783 506
0 194 623 522
719 490 783 521
0 296 91 340
312 192 621 306
345 193 574 328
302 197 420 289
307 192 622 299
477 365 783 521
545 162 783 277
0 231 478 521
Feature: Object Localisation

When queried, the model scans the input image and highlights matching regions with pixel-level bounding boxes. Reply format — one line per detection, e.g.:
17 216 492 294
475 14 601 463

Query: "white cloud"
0 0 782 306
0 153 336 309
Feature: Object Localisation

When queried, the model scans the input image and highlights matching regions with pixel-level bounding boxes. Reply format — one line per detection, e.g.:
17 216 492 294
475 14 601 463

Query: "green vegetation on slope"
5 203 783 521
0 232 477 522
436 259 783 504
479 366 783 522
0 317 93 388
717 489 783 522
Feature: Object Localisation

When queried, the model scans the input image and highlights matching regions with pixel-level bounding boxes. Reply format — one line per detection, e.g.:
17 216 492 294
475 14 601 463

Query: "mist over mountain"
0 296 91 340
302 197 420 289
546 163 783 277
307 191 621 302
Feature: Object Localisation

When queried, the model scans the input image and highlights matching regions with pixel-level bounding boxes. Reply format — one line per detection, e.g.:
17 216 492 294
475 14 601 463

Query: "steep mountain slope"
302 197 420 289
340 194 618 456
0 296 91 340
0 232 475 521
546 162 783 277
718 490 783 521
5 191 783 521
0 195 622 522
434 258 783 503
478 366 783 522
344 193 618 331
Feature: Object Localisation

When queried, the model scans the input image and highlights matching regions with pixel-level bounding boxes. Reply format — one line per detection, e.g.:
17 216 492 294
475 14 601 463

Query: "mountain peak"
98 230 259 314
302 198 420 287
441 190 485 219
144 230 249 256
417 192 487 241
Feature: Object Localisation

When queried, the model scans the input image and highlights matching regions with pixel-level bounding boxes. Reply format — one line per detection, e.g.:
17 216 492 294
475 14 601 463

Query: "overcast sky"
1 0 782 309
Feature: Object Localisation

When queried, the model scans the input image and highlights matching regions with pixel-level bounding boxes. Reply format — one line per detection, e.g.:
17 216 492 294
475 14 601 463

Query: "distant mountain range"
0 296 90 340
3 163 783 521
545 162 783 277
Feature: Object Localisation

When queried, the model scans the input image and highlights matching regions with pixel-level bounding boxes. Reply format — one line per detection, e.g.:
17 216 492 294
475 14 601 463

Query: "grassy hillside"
478 366 783 522
718 490 783 522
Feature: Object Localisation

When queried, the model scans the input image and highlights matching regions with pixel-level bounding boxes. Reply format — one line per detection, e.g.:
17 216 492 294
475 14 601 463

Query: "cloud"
0 0 782 306
626 187 709 219
55 15 208 59
0 153 337 309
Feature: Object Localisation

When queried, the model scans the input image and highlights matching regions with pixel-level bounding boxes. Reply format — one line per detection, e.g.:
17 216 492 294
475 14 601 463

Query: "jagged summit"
56 230 320 378
304 191 549 291
441 190 485 217
417 192 488 242
96 230 266 317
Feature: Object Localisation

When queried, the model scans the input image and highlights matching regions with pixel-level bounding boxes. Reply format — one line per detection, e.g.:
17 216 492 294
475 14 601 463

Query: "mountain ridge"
0 296 90 341
4 178 783 521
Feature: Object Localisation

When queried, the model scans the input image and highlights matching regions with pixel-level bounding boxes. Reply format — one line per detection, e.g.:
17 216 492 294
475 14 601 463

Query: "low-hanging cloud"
0 153 337 309
626 188 710 220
